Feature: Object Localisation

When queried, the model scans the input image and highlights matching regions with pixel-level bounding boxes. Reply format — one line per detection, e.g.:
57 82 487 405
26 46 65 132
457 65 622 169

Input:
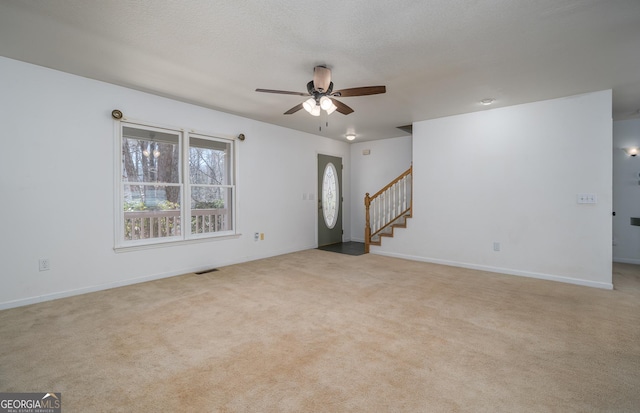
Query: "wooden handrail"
368 167 412 200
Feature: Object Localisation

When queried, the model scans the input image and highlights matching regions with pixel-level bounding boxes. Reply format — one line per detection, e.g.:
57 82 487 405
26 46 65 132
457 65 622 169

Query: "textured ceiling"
1 0 640 142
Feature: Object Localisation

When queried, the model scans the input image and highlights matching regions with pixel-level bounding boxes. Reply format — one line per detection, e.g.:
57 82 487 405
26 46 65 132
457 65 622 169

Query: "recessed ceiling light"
346 134 356 141
480 98 495 106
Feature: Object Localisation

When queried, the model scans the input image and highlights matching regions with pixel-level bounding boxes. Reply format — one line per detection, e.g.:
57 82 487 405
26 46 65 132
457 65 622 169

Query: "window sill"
114 233 242 253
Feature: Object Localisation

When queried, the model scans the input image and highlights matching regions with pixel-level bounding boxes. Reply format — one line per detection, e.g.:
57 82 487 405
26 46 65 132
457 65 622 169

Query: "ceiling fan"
255 66 386 116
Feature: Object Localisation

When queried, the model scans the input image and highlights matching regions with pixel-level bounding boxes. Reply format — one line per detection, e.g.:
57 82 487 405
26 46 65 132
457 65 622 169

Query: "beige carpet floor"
1 250 639 412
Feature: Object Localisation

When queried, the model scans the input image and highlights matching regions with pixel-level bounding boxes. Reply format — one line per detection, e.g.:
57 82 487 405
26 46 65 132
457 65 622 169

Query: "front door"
318 154 343 246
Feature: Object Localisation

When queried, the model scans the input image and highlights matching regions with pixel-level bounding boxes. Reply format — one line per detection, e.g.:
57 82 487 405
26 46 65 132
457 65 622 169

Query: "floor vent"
195 268 219 275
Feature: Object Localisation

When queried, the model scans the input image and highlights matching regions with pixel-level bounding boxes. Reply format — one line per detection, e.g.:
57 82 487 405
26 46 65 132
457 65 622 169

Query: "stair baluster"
364 166 412 253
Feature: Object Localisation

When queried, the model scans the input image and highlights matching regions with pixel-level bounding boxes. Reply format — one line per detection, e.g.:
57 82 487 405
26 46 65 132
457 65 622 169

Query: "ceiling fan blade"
334 86 386 97
313 66 332 93
255 88 309 96
330 98 354 115
284 103 304 115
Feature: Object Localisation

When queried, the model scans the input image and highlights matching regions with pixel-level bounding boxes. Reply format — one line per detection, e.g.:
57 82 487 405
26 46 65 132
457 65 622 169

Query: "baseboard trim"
0 245 316 310
613 257 640 265
371 250 614 290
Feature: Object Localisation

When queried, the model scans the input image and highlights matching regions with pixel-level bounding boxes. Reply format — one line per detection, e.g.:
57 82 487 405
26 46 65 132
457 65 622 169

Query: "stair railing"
364 166 412 253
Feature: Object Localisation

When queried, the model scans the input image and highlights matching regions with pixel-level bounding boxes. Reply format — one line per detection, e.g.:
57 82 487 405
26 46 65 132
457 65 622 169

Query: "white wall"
0 57 350 309
349 136 412 242
613 118 640 263
375 91 613 289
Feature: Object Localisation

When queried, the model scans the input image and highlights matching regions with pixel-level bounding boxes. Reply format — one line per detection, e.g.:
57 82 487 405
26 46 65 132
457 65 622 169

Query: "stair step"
370 213 413 243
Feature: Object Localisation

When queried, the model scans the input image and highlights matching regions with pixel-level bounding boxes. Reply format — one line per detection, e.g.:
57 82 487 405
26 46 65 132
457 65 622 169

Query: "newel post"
364 192 371 253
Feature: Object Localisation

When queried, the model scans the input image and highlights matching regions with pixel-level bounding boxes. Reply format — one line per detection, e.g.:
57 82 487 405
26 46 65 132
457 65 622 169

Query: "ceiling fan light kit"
256 65 386 117
302 97 316 113
319 95 333 110
325 103 337 115
310 105 321 117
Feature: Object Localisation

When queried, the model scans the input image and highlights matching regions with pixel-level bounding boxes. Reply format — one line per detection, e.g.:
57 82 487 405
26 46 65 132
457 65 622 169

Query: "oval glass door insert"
322 162 339 229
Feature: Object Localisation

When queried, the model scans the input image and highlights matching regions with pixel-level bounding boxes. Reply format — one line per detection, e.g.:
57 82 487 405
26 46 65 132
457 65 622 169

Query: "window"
117 122 236 247
189 136 233 236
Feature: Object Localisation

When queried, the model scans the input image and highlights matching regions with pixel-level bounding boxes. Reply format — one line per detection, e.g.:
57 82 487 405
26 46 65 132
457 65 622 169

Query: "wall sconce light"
626 147 639 157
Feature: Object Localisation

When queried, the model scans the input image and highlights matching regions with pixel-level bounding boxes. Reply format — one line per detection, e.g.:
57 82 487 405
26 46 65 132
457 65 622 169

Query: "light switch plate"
577 193 597 204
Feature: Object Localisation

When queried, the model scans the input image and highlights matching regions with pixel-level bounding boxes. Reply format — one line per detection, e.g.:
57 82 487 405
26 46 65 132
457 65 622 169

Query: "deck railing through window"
191 208 230 234
124 208 229 240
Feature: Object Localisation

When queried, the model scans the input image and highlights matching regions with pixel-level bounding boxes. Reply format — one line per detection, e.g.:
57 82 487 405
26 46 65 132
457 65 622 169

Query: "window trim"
114 118 239 250
186 132 236 240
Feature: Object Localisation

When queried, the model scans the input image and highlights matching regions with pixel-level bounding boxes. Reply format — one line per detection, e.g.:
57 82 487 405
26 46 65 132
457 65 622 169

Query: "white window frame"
186 133 236 240
115 119 238 250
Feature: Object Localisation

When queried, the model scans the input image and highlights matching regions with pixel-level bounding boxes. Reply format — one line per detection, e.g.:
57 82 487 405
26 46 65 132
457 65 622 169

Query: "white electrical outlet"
254 232 259 241
493 242 500 252
39 258 50 271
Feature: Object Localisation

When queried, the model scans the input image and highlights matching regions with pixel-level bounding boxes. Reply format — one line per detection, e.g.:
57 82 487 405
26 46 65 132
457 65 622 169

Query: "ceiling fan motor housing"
307 81 334 102
313 66 332 93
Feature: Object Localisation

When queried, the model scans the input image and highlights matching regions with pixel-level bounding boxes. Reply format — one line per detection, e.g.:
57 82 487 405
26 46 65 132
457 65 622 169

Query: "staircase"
364 166 412 253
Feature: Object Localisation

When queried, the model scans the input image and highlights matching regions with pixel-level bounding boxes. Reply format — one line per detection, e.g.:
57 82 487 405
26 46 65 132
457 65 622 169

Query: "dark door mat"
317 242 366 256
